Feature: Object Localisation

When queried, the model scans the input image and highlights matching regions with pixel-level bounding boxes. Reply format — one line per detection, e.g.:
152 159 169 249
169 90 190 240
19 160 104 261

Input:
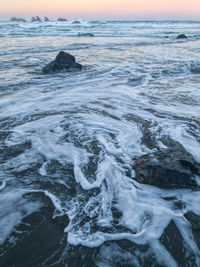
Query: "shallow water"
0 20 200 266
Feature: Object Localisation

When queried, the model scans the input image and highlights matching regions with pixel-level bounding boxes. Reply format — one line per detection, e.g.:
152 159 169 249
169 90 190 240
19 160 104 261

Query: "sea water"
0 20 200 266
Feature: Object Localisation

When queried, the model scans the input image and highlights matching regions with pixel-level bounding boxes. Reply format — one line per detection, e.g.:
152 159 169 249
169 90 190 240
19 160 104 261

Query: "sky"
1 0 200 20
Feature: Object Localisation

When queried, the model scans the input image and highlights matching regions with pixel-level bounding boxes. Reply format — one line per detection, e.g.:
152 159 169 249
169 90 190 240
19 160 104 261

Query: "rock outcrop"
57 18 67 22
36 16 41 22
10 17 26 23
31 16 41 22
72 20 81 24
42 51 82 74
44 17 49 22
31 17 36 22
78 33 94 37
133 148 200 189
177 34 188 39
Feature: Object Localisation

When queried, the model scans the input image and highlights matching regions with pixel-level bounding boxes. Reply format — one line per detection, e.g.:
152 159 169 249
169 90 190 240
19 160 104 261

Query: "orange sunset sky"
1 0 200 19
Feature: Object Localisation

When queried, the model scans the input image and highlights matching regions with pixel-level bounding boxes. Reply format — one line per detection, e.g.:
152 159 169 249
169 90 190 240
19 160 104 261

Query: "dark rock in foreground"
57 18 67 22
133 149 200 189
10 17 26 23
42 51 82 74
160 220 198 266
0 192 68 267
177 34 188 39
44 16 49 22
185 212 200 251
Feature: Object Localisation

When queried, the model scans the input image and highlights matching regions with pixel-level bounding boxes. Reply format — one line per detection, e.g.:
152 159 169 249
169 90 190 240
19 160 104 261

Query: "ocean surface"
0 20 200 266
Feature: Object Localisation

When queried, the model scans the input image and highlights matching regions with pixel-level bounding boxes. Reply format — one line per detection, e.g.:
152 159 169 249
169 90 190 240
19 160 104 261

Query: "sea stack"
72 20 81 24
36 16 41 22
31 16 41 22
31 17 36 22
42 51 82 74
10 17 26 22
57 18 67 22
44 17 49 22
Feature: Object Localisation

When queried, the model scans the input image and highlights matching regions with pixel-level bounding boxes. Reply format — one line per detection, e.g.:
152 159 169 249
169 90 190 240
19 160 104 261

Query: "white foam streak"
166 124 200 162
44 190 66 217
0 181 6 191
73 153 104 190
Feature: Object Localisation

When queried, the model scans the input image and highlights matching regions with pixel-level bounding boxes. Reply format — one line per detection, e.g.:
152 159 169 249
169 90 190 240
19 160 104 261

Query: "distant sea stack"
31 17 36 22
31 16 41 22
36 16 41 22
44 17 49 22
42 51 82 74
72 20 81 24
57 18 67 22
10 17 26 23
177 34 188 39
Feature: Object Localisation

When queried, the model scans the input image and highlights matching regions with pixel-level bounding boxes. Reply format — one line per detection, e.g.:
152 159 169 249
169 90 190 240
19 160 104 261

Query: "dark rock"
44 16 49 22
185 212 200 230
133 149 200 189
55 51 76 66
10 17 26 23
72 20 81 24
0 192 68 267
42 51 82 74
177 34 188 39
190 63 200 74
78 33 94 37
57 18 67 22
36 16 41 22
31 17 36 22
185 212 200 251
31 16 41 22
160 220 198 266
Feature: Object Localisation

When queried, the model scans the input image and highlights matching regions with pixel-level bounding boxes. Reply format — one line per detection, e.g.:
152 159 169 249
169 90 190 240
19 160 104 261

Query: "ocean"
0 20 200 266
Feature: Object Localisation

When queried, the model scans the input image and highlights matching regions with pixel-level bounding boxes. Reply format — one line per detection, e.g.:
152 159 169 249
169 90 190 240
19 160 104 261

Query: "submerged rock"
133 149 200 189
10 17 26 23
72 20 81 24
78 33 94 37
57 18 67 22
190 63 200 74
128 75 146 87
42 51 82 74
44 17 49 22
177 34 188 39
